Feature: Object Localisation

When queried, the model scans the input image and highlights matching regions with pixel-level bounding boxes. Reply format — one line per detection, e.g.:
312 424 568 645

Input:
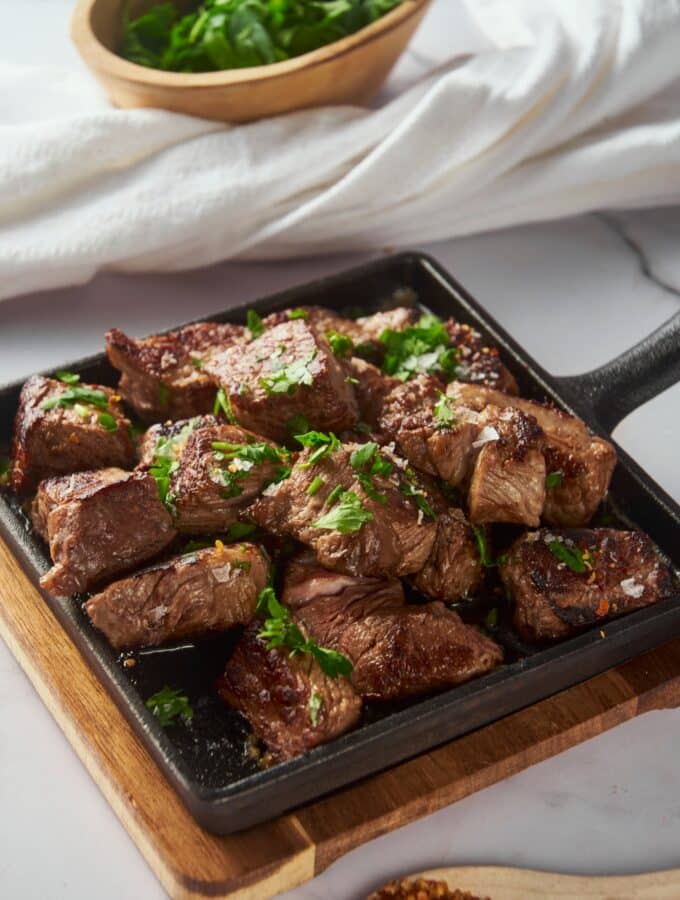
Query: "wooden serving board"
2 533 680 900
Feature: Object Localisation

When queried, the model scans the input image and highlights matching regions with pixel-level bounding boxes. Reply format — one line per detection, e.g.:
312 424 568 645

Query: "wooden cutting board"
1 533 679 900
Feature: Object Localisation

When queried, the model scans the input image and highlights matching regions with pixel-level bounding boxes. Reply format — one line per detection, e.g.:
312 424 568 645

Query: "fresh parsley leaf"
287 308 309 320
146 686 193 727
120 0 405 73
472 525 495 568
149 418 199 510
400 470 436 519
546 470 564 489
56 371 81 385
326 330 354 357
0 457 11 487
350 441 378 470
356 472 387 503
247 309 265 339
255 586 353 679
547 540 587 573
307 475 325 496
158 382 169 408
325 484 345 507
287 414 309 435
308 691 323 726
191 356 204 369
312 490 373 534
434 391 456 428
484 607 499 629
213 386 238 423
295 431 340 467
211 439 290 496
40 385 109 412
259 351 316 395
98 412 118 433
226 522 258 540
380 313 459 382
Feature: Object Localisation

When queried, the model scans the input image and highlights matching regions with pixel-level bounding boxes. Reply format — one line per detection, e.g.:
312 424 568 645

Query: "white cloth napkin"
2 0 680 302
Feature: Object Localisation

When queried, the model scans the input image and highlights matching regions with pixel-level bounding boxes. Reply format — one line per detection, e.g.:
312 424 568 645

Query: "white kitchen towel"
2 0 680 302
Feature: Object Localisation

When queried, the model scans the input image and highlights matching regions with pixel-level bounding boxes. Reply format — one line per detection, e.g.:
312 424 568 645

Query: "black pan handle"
555 310 680 433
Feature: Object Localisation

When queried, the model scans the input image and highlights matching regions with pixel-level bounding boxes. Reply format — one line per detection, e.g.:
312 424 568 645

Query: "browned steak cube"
32 468 176 595
355 307 420 343
343 357 398 428
106 322 244 423
449 383 617 526
148 421 289 534
445 319 518 394
467 406 546 526
378 375 479 488
204 319 358 442
10 375 135 494
249 439 437 578
218 621 362 761
85 543 268 649
410 509 483 602
282 554 501 701
262 305 366 344
499 528 672 642
137 414 219 467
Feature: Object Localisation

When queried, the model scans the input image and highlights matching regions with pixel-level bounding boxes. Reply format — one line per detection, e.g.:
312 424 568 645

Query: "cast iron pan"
0 253 679 834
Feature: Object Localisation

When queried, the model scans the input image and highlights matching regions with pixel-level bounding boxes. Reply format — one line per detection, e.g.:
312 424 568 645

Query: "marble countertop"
1 1 680 897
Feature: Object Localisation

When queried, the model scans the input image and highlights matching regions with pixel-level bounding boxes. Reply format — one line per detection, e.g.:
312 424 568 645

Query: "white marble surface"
1 2 680 898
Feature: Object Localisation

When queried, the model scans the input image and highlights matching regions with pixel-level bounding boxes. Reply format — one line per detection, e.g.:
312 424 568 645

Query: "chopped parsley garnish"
356 472 387 504
349 441 391 503
256 587 353 679
546 471 564 489
259 351 316 395
158 382 169 408
295 430 340 467
433 391 456 428
146 687 193 727
325 484 345 507
226 522 258 540
211 439 290 497
307 476 325 496
308 691 323 726
0 458 11 487
472 525 495 568
56 371 80 385
547 540 587 573
400 469 436 519
247 309 265 339
287 308 309 320
149 418 199 509
213 386 238 423
380 313 459 382
350 441 379 470
191 356 204 369
326 330 354 358
312 490 373 534
41 385 110 412
98 412 118 433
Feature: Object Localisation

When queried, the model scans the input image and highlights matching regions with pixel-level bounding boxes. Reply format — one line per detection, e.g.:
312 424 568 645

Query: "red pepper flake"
596 598 610 618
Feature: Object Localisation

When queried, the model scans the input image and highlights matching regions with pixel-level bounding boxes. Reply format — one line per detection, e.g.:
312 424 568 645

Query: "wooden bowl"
71 0 432 123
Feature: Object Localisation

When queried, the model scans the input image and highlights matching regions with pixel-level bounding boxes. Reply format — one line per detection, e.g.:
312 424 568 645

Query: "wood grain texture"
401 866 680 899
70 0 432 123
1 532 679 899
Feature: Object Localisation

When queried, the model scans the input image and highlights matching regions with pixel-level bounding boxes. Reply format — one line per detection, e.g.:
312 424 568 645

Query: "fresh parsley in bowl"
121 0 406 72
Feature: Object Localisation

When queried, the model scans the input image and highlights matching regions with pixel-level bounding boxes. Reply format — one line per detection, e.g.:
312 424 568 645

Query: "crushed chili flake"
596 599 610 617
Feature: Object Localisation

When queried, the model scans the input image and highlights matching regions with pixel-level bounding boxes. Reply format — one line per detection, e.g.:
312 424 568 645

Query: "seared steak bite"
355 307 420 343
219 621 362 761
263 305 366 344
10 375 135 494
249 439 437 578
204 319 359 442
32 468 176 596
163 423 289 534
85 543 268 649
137 414 219 467
467 406 546 526
444 318 519 394
449 383 616 526
106 322 244 423
499 528 671 642
411 509 483 602
344 357 397 428
282 554 501 701
378 375 478 488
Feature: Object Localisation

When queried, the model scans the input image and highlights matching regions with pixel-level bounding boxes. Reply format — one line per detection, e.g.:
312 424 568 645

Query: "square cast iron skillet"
1 253 679 834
